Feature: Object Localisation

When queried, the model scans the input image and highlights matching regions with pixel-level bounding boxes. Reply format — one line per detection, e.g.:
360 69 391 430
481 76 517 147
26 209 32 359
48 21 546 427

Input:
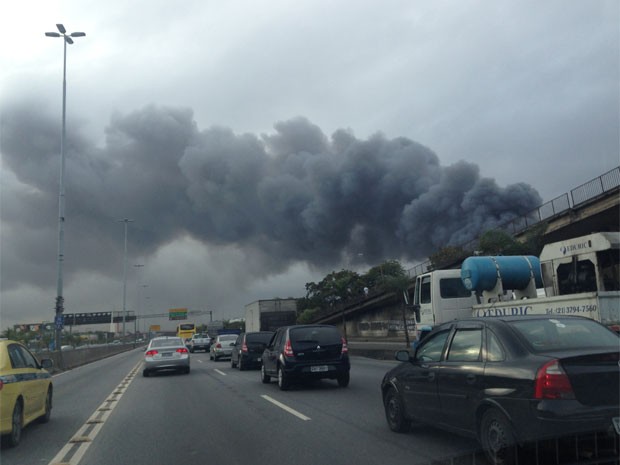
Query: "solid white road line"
261 395 311 421
47 361 141 465
214 369 227 376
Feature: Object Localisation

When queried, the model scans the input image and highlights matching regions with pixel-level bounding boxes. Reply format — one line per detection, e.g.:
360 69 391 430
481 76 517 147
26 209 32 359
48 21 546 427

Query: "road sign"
54 315 64 330
169 308 188 321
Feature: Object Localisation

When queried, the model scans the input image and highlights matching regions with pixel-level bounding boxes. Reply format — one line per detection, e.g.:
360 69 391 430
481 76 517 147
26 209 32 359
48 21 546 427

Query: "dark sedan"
231 331 273 370
381 316 619 465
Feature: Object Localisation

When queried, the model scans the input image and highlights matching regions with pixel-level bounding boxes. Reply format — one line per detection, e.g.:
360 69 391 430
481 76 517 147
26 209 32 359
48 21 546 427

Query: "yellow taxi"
0 340 54 447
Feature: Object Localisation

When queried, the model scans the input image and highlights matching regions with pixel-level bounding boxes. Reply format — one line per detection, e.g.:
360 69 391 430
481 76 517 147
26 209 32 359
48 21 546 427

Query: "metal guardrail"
407 166 620 278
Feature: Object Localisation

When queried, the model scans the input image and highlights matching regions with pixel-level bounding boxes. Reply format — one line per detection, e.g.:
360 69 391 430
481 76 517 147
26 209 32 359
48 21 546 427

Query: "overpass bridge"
313 166 620 339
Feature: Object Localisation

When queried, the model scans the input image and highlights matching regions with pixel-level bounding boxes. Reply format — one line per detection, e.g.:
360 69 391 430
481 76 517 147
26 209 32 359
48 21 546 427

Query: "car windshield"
508 318 620 352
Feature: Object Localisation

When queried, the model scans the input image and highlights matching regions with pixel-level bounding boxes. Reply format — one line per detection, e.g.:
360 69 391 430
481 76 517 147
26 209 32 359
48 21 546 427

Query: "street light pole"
45 24 85 352
118 219 134 336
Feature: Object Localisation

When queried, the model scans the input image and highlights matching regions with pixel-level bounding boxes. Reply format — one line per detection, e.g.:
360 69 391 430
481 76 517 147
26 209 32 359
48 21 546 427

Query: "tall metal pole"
45 24 85 353
119 219 134 336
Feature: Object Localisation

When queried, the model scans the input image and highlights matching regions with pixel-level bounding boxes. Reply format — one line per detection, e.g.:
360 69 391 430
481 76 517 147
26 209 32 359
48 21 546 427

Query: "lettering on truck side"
475 306 532 317
545 304 598 315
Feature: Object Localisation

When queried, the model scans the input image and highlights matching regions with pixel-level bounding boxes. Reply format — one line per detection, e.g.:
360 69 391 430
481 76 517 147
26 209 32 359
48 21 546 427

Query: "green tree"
364 259 406 289
478 230 527 255
1 327 23 342
297 308 318 324
429 246 469 270
302 269 363 310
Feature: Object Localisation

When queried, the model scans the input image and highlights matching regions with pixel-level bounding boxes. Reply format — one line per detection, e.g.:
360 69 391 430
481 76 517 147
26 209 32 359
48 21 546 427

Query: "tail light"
283 338 294 357
535 359 575 399
216 343 222 349
341 337 348 354
146 350 158 356
176 347 189 354
0 380 3 391
242 342 248 353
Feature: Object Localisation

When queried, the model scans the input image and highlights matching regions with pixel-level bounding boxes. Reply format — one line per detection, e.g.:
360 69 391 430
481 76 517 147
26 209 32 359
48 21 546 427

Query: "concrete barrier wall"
36 341 403 373
39 344 137 373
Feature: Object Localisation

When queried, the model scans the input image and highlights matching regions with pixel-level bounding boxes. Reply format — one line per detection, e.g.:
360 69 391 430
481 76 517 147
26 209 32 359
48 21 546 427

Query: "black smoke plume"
1 103 541 291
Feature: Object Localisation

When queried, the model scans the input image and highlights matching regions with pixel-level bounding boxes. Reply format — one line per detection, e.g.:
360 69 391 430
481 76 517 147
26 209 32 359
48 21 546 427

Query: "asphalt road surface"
1 348 486 465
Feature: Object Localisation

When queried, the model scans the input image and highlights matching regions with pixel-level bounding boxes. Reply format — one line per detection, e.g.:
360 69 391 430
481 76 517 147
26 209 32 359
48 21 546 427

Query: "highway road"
1 348 486 465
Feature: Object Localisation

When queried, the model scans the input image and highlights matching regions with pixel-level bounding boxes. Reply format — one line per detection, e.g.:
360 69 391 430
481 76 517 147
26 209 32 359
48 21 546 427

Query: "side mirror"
412 304 421 323
395 349 411 362
40 359 54 369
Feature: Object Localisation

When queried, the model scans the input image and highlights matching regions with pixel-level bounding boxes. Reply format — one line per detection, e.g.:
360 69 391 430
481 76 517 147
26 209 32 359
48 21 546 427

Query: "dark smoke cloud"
1 103 541 292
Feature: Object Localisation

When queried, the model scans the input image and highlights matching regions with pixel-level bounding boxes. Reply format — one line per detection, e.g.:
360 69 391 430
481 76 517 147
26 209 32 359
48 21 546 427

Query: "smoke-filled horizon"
1 102 542 295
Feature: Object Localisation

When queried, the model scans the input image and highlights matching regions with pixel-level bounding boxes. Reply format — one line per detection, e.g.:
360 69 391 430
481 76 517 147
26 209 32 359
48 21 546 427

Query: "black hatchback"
381 316 620 465
261 324 350 390
231 331 274 370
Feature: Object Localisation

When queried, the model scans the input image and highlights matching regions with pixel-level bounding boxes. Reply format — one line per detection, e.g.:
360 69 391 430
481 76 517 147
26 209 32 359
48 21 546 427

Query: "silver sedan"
143 337 190 376
209 334 238 361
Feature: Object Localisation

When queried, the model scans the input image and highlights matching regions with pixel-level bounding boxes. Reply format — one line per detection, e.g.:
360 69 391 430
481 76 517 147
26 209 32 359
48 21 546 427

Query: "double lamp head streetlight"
45 24 85 352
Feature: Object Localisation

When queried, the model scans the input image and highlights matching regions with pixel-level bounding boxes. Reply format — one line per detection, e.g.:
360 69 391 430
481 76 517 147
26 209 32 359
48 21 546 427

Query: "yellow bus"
177 323 196 345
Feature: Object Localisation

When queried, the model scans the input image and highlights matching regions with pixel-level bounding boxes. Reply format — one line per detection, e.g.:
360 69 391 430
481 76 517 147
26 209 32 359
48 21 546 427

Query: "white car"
143 336 190 376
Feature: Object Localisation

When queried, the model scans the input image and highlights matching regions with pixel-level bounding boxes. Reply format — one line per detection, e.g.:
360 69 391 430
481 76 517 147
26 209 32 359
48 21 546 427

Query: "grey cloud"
1 104 542 294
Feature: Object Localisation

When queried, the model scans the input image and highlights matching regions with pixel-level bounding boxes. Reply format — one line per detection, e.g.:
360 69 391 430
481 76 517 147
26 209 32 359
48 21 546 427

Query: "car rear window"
508 318 619 352
151 338 182 348
219 335 238 342
290 326 342 347
246 333 273 344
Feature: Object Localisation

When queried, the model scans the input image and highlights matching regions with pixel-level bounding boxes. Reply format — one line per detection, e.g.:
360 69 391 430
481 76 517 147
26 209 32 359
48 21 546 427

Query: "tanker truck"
411 232 620 339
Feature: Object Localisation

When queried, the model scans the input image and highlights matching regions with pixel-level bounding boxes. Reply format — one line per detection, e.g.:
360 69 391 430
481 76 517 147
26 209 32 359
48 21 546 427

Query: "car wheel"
7 400 23 447
277 366 289 391
231 357 237 368
238 358 245 371
143 369 150 377
39 387 52 423
480 409 517 465
189 348 194 353
337 372 350 387
261 365 270 383
185 366 191 374
384 388 410 433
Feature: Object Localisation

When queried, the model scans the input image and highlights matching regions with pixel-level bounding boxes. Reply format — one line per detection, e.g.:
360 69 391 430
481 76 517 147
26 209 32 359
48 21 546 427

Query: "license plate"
161 352 172 357
311 365 328 373
613 417 620 435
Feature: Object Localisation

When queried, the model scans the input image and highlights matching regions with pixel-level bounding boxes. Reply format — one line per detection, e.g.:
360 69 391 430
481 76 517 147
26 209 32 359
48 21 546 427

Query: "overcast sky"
1 0 618 333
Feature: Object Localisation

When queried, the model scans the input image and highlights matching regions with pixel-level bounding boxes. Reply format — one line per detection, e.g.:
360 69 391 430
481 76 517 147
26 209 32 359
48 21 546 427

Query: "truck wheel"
277 366 289 391
480 408 517 465
261 365 270 383
384 388 410 433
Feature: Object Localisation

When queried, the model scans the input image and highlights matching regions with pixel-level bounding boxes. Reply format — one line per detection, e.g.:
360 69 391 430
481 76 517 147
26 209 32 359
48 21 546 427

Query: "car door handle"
427 372 436 382
466 374 476 384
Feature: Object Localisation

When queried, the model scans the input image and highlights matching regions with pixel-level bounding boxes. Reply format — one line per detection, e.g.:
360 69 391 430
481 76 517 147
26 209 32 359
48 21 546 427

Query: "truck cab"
411 232 620 338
